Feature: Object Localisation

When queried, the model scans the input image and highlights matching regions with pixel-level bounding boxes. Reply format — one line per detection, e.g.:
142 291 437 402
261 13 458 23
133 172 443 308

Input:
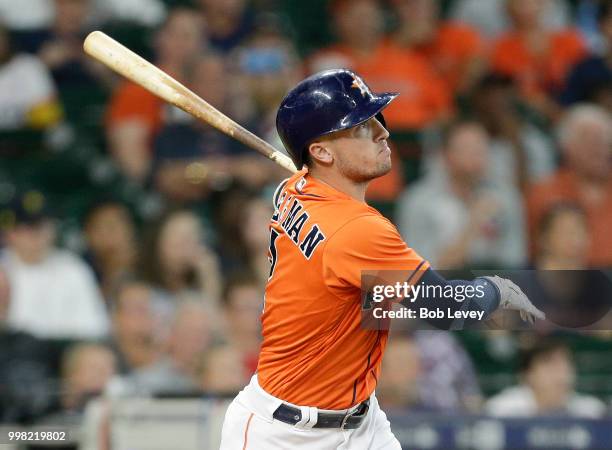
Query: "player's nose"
372 117 390 141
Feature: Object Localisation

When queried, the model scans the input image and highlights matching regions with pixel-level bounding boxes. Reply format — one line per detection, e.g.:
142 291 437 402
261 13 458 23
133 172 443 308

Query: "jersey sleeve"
322 213 430 299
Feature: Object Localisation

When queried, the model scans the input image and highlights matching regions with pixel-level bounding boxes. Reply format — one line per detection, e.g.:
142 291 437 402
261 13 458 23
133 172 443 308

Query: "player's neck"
309 167 368 202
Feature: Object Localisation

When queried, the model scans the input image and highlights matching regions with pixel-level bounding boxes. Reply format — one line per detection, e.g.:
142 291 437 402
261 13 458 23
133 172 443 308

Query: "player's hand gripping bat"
83 31 297 173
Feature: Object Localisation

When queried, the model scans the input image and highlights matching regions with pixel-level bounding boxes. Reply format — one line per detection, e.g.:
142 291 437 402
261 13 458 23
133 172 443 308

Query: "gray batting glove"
482 276 546 324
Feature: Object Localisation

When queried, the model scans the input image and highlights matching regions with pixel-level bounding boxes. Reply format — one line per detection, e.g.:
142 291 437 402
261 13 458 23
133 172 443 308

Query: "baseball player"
219 69 544 449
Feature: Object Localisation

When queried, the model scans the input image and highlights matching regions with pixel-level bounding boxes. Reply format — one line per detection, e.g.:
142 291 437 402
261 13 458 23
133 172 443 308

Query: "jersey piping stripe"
406 260 426 285
242 413 254 450
294 181 323 198
299 192 323 198
353 329 381 406
400 260 427 303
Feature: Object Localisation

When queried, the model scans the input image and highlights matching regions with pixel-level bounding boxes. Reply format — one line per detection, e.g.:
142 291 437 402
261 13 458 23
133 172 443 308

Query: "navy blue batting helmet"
276 69 398 169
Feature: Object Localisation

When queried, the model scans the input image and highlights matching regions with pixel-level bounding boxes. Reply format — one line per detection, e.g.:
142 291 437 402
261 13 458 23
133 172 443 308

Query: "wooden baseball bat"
83 31 297 173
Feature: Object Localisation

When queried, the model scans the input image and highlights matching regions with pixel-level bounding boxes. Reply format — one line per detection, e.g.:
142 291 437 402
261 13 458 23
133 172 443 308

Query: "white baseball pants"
219 375 401 450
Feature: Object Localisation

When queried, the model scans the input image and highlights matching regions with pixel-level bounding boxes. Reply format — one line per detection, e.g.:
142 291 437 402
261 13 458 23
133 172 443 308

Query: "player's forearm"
400 268 544 329
400 268 500 329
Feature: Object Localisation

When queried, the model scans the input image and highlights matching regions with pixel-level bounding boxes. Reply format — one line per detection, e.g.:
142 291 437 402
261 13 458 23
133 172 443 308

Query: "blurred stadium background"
0 0 611 448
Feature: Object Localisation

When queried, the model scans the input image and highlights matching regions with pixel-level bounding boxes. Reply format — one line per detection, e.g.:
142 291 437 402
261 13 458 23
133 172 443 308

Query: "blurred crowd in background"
0 0 612 434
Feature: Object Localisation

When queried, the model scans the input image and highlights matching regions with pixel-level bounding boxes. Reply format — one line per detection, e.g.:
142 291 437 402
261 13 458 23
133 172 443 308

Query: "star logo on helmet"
351 75 370 97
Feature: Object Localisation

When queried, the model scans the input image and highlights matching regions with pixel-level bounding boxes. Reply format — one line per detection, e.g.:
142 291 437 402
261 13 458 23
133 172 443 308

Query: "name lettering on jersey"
271 179 289 223
274 194 293 224
272 182 326 259
271 192 286 222
287 211 308 244
281 199 303 229
299 224 325 259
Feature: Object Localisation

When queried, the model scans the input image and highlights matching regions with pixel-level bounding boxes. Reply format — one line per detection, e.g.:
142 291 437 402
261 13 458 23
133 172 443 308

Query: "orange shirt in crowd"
106 80 165 143
527 168 612 267
258 169 429 409
309 41 451 130
406 22 483 92
490 29 587 98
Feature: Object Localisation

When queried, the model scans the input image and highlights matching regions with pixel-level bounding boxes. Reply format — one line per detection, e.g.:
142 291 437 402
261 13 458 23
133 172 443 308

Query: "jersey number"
268 228 280 280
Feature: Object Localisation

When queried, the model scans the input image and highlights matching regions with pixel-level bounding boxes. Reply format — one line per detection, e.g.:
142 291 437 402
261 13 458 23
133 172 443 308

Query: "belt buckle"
340 412 351 430
341 400 369 430
340 403 359 430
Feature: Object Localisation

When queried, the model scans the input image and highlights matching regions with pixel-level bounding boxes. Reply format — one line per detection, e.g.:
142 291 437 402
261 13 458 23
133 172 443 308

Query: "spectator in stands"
449 0 571 39
90 0 166 26
561 2 612 112
242 196 275 284
54 343 116 417
82 200 138 301
377 336 424 412
534 203 590 269
200 344 249 396
309 0 450 131
106 7 205 184
153 54 233 204
220 195 274 285
525 203 611 328
139 209 222 310
389 0 485 95
490 0 587 118
118 300 212 395
527 105 612 267
0 267 9 321
398 120 526 269
0 0 53 31
233 14 301 146
16 0 110 90
413 331 484 412
214 186 256 272
0 22 62 132
153 54 278 202
197 0 253 53
486 337 606 417
0 266 55 423
1 191 109 339
110 280 160 375
380 331 484 413
470 73 555 190
221 273 263 375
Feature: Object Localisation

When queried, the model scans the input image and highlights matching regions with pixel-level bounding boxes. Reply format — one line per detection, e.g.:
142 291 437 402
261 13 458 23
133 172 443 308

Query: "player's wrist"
479 276 502 303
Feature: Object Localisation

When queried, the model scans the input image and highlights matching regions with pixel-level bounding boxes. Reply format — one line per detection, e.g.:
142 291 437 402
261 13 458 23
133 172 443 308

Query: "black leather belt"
272 399 370 430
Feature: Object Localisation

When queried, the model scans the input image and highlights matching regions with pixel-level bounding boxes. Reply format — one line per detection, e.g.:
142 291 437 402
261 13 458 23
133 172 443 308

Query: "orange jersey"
106 81 164 135
527 168 612 267
490 29 586 97
308 42 451 130
409 22 484 92
257 169 429 410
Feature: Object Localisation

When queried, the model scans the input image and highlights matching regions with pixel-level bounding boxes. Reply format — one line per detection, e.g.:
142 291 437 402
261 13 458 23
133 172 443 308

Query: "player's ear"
308 141 334 166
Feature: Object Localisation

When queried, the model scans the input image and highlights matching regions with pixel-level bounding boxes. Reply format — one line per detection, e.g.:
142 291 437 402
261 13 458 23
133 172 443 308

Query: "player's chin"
370 159 392 179
378 153 393 172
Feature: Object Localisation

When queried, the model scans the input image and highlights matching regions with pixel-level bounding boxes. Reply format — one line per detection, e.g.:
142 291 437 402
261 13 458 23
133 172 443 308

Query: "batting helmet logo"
350 74 370 98
275 69 399 169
